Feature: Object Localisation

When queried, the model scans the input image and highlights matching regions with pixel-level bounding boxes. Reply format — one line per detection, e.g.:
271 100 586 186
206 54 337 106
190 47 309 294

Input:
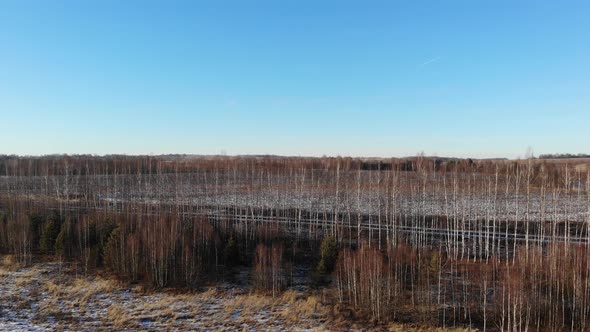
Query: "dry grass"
220 289 330 329
44 280 63 297
70 277 117 305
281 295 328 322
34 298 75 324
46 308 73 322
10 266 40 287
107 304 136 328
200 286 221 299
43 276 117 303
5 293 31 311
281 289 298 304
224 292 275 318
132 292 207 323
387 324 475 332
0 255 21 271
21 266 41 278
3 261 340 330
34 290 59 322
15 275 35 287
136 296 178 313
13 260 476 332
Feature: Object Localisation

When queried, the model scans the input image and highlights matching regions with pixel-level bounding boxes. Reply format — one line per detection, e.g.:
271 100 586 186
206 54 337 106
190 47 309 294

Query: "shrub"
28 213 45 251
39 219 60 254
103 227 122 273
54 220 75 258
223 237 240 266
317 235 338 275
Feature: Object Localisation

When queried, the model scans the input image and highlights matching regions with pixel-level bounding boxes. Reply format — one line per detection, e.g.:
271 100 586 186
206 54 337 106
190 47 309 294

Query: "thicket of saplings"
1 155 589 331
0 201 290 288
1 198 589 331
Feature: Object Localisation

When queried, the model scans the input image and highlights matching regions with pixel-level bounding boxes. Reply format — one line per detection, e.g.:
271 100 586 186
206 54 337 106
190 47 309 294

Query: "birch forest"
1 154 589 331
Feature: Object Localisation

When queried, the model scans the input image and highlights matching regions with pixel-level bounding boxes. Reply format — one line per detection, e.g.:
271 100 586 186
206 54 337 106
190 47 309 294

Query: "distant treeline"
539 153 590 159
0 154 525 177
0 154 474 176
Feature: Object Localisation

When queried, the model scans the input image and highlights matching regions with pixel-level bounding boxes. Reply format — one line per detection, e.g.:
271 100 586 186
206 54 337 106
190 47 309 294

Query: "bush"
224 237 240 266
317 236 338 275
103 227 122 273
28 213 45 251
54 220 75 258
39 219 60 254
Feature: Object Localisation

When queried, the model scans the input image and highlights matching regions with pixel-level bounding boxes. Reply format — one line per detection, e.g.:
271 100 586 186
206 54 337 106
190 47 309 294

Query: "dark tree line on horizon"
538 153 590 159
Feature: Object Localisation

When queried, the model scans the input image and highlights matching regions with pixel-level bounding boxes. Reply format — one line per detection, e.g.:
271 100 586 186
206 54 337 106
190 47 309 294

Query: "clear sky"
1 1 589 158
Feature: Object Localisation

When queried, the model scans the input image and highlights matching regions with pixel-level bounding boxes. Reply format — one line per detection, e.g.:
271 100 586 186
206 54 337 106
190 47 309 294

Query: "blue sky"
1 1 589 158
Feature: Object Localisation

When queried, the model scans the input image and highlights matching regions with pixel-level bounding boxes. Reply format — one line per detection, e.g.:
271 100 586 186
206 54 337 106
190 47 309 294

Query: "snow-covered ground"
0 260 327 331
2 171 588 224
0 258 477 332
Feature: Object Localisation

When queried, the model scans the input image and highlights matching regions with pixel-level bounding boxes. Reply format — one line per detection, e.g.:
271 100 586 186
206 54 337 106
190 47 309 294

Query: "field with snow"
0 257 473 331
0 258 328 331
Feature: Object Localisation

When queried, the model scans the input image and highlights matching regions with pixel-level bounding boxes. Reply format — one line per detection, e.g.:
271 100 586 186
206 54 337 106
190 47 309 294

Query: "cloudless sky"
1 1 589 158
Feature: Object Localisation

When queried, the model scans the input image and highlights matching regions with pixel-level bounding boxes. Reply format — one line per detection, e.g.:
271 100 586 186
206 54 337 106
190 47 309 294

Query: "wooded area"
1 155 589 330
